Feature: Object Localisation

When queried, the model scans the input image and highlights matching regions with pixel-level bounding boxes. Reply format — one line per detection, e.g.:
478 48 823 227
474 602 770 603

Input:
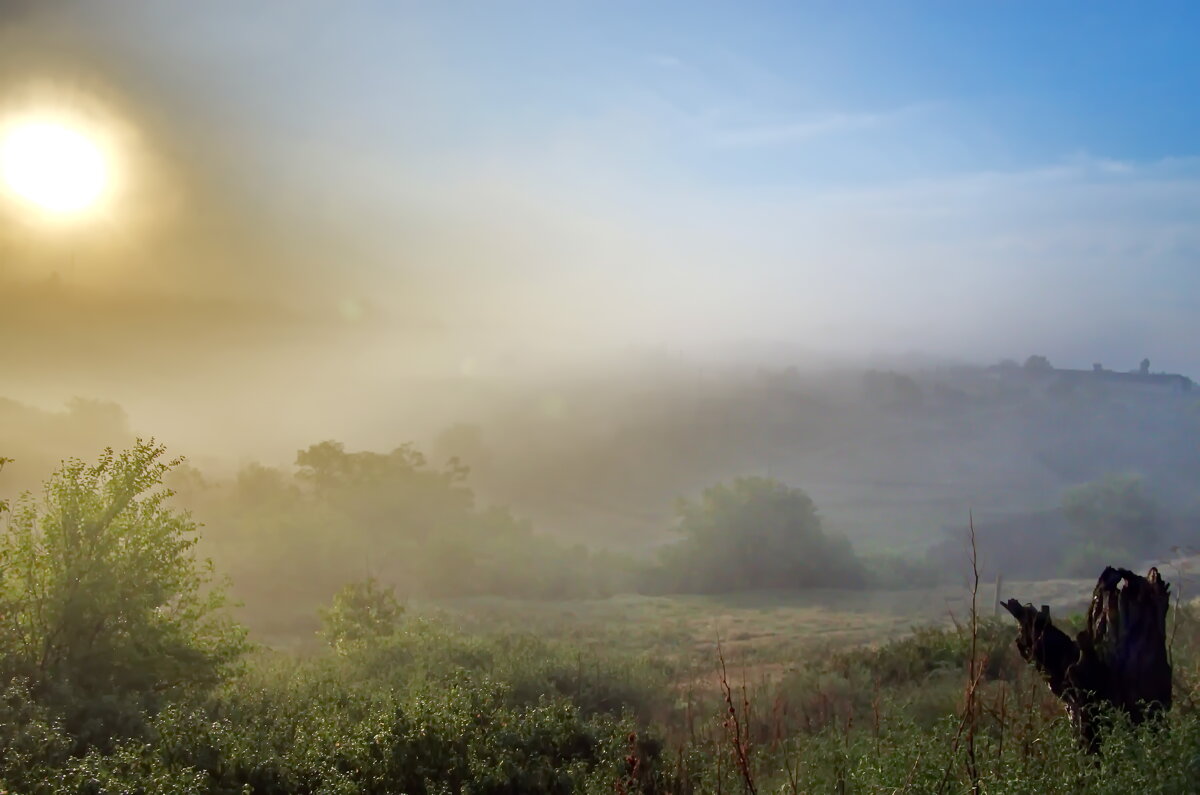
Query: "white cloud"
708 109 892 147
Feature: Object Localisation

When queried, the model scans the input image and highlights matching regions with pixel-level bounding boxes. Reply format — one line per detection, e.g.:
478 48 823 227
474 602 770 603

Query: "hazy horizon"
3 2 1200 464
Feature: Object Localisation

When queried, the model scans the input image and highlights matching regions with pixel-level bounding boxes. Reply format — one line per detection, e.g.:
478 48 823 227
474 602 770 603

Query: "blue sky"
6 1 1200 373
297 1 1200 183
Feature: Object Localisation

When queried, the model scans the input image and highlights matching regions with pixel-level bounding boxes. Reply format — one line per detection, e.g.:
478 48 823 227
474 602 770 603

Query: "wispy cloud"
647 53 683 69
708 104 929 148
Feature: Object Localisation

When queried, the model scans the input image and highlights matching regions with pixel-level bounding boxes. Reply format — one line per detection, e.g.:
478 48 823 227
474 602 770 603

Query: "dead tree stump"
1002 566 1172 749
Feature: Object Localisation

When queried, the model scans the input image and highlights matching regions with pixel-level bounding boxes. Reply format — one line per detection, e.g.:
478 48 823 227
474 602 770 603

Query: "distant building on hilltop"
989 357 1193 393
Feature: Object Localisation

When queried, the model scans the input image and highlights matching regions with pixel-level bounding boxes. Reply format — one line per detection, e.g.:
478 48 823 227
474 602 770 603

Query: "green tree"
319 577 405 654
1061 473 1160 576
0 441 246 745
200 439 607 613
657 477 864 593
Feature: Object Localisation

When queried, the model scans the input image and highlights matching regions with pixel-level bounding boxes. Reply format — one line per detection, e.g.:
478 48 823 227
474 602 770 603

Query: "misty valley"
5 2 1200 792
2 359 1200 792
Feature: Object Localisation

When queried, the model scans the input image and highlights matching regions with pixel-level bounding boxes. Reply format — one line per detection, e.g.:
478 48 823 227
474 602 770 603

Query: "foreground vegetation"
3 443 1200 792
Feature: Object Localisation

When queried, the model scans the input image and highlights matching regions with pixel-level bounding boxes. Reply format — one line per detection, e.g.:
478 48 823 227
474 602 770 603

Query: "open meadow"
397 581 1099 672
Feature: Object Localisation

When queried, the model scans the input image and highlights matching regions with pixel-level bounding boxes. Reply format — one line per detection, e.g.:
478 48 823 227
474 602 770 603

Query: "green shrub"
142 666 642 794
653 477 866 594
319 578 405 654
324 613 676 724
1061 473 1160 576
0 442 246 748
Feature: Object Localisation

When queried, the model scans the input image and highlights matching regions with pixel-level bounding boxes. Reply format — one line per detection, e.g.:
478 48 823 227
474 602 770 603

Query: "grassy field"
250 578 1098 674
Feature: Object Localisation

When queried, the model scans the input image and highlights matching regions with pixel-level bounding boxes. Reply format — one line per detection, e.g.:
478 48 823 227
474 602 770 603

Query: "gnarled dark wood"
1003 566 1172 748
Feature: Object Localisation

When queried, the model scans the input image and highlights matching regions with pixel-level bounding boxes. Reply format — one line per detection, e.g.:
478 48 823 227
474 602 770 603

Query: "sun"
1 119 110 214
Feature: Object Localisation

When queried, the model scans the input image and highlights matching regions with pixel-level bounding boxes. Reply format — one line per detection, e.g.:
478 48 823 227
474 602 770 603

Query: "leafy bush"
120 667 641 794
0 441 246 747
322 612 676 725
1061 473 1161 575
652 477 866 593
319 577 405 654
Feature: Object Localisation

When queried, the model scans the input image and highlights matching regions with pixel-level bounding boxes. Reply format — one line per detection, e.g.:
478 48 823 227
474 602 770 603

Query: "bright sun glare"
1 120 109 214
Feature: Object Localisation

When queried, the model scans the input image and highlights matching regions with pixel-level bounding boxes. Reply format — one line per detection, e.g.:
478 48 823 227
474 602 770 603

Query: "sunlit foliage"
319 577 405 654
0 441 245 745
